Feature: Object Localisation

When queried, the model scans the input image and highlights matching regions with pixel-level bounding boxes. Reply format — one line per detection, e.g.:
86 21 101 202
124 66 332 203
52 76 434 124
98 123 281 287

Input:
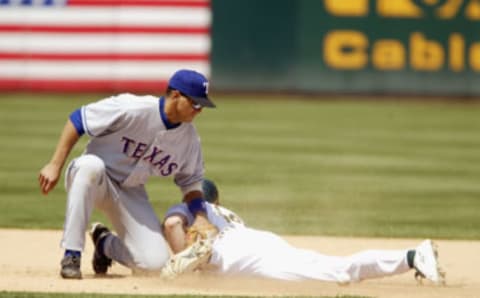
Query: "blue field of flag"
0 0 66 6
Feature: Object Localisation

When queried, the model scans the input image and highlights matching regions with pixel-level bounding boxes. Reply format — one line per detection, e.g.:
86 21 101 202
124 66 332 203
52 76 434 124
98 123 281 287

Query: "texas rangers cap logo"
203 82 209 95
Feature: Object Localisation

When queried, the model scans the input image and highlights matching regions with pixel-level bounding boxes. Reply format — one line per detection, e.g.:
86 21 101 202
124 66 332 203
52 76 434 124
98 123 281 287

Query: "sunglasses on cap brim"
179 92 202 110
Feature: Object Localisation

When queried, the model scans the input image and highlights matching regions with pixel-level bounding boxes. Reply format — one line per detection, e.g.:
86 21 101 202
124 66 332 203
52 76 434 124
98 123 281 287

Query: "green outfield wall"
211 0 480 96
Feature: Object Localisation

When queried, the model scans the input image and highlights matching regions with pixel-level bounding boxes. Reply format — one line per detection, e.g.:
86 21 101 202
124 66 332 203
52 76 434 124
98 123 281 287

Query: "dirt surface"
1 229 478 298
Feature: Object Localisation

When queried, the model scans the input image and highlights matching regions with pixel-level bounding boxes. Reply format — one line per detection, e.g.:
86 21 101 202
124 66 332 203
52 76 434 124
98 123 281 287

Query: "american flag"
0 0 211 92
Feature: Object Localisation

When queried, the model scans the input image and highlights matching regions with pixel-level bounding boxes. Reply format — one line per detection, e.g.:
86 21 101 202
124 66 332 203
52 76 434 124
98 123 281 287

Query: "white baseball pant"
61 154 170 270
209 226 410 283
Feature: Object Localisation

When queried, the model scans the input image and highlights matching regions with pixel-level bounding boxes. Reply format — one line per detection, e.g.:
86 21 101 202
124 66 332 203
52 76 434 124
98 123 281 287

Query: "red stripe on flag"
67 0 210 7
0 78 169 92
0 25 209 34
0 52 208 61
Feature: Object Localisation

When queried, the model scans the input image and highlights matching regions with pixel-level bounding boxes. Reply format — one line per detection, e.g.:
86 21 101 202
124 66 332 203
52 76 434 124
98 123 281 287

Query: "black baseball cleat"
90 222 113 275
60 254 82 279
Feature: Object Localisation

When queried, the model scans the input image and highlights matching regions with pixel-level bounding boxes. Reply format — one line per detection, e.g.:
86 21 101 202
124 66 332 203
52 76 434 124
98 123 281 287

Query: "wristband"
187 197 207 215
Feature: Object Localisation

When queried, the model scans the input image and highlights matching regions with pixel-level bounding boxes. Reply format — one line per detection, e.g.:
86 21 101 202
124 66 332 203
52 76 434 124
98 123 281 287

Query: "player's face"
176 93 203 122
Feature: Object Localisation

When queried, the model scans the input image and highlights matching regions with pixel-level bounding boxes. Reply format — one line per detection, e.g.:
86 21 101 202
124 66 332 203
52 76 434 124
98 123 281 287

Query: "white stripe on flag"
0 33 210 54
0 60 210 79
0 7 210 26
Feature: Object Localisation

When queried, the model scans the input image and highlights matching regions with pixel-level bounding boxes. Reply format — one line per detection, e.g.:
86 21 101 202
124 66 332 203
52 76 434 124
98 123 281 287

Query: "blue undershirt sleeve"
69 108 85 136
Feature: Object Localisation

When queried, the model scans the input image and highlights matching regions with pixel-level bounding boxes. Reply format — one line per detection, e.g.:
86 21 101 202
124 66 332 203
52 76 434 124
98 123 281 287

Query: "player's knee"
76 154 105 172
130 237 170 271
133 246 170 271
74 155 106 181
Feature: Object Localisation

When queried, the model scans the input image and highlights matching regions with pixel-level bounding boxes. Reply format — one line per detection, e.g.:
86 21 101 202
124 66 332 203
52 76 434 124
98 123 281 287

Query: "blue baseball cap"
168 69 215 108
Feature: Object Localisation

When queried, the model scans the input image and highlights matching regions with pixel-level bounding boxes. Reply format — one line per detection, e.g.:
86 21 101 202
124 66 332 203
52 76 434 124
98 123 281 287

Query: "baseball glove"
160 223 218 280
160 236 214 279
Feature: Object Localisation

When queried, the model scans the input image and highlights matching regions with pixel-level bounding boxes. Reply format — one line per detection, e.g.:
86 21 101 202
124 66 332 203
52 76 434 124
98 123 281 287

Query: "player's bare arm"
39 119 80 195
163 214 188 253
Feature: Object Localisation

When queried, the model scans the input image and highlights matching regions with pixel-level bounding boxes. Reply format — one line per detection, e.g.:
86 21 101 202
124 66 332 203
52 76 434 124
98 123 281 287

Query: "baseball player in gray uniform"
38 69 216 279
162 179 446 285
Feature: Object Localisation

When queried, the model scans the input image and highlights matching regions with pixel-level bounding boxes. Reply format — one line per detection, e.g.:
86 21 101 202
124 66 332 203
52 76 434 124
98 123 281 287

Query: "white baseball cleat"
413 239 446 285
160 237 213 279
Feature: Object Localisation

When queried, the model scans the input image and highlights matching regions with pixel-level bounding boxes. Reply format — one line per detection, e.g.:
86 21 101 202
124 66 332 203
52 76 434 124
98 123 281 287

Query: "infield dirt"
1 229 478 298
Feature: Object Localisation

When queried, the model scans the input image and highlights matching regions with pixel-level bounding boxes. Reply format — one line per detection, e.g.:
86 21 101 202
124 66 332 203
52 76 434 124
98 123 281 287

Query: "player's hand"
191 213 213 230
38 163 61 195
187 213 218 246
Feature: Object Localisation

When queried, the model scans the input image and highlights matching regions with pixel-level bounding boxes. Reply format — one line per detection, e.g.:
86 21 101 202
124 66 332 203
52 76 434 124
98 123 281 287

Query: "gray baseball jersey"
79 93 204 193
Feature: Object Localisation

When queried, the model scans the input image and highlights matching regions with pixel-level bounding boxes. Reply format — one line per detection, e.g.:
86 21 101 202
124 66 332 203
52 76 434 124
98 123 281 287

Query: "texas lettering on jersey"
121 136 178 176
